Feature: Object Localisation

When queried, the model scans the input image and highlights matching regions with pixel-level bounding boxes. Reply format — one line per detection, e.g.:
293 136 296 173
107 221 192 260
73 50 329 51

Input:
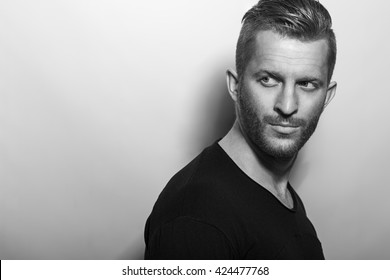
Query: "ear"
226 69 240 102
323 81 337 109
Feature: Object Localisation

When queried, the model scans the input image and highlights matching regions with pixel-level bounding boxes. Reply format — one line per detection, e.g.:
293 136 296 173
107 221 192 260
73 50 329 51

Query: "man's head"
236 0 336 83
227 0 337 160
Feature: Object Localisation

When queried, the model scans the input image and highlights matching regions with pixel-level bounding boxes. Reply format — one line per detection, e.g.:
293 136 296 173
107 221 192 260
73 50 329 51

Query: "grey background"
1 0 389 259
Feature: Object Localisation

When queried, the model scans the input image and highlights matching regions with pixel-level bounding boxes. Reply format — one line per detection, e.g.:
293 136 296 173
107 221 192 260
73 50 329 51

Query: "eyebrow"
253 70 282 80
253 70 325 86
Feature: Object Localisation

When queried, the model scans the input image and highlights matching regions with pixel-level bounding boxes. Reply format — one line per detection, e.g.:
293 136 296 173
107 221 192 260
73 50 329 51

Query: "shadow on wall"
117 235 145 260
190 68 236 155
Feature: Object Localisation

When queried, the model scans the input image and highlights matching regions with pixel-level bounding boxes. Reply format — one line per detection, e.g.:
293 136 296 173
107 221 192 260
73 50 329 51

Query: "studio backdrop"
1 0 389 259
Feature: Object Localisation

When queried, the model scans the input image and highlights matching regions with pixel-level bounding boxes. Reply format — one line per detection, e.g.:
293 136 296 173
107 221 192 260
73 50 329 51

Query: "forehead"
248 30 329 78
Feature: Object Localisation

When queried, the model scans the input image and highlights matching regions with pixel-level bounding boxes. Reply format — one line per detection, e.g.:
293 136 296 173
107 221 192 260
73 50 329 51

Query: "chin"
257 138 301 160
266 147 298 160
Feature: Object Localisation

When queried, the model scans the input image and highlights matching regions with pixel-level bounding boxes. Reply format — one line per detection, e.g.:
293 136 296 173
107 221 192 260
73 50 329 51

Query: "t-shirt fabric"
144 141 324 259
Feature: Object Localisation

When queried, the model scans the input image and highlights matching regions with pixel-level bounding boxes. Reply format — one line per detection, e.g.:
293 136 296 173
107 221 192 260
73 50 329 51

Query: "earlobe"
323 81 337 109
226 69 240 102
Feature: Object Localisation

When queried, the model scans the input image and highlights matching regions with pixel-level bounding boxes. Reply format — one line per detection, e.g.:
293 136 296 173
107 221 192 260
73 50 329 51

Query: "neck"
219 120 297 196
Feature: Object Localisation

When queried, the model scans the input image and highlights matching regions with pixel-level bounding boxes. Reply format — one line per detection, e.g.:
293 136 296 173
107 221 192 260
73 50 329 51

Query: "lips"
263 115 304 135
270 122 298 128
269 123 300 134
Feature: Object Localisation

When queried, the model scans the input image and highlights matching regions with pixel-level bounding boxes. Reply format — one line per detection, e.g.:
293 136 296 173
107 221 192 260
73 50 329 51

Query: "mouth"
269 123 300 134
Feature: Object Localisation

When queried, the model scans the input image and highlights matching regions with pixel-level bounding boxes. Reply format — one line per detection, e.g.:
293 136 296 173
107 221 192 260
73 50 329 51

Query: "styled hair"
236 0 336 82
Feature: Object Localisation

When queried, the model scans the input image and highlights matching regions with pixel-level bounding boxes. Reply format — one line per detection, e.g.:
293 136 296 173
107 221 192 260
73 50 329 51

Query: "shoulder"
153 142 235 218
145 142 242 252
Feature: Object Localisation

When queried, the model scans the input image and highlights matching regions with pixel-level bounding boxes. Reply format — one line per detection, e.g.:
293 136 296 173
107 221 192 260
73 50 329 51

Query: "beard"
237 92 322 160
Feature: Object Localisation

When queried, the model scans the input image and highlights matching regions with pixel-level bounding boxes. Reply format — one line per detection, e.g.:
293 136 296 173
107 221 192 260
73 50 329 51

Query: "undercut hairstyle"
236 0 336 82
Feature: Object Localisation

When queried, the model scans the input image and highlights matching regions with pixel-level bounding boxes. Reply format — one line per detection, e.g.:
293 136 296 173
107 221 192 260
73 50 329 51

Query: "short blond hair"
236 0 336 82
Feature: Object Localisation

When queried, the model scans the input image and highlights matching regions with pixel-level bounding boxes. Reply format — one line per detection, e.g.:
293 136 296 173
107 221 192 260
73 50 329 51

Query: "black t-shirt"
144 142 324 259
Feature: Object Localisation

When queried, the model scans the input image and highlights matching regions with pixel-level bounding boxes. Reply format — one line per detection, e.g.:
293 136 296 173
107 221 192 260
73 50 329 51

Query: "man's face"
237 30 335 159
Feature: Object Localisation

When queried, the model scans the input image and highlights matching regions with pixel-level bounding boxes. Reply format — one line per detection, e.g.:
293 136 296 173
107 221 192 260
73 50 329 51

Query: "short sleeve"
145 216 235 260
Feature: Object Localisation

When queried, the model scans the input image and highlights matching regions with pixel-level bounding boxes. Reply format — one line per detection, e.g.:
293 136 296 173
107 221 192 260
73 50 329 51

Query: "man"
144 0 337 259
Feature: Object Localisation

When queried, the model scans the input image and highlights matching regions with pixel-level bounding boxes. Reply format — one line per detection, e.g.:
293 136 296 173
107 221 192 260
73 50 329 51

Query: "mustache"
263 115 306 127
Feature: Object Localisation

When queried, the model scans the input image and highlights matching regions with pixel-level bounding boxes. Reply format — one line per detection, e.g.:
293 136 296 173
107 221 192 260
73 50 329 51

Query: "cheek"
241 87 272 113
241 94 268 119
301 98 326 120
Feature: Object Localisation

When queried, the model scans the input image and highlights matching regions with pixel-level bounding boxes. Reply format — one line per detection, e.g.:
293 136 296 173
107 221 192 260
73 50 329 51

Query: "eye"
298 81 317 90
259 76 279 87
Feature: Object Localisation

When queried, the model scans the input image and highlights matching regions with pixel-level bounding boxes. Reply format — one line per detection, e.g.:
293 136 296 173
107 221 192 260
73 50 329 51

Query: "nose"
274 84 298 117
